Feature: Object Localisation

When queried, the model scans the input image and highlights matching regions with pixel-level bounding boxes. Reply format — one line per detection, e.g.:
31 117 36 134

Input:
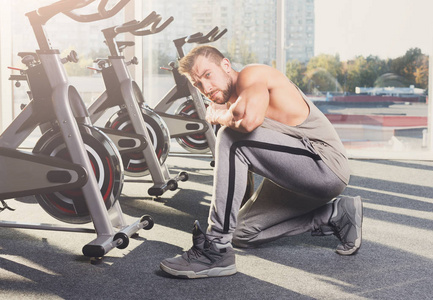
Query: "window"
310 0 432 159
2 0 432 159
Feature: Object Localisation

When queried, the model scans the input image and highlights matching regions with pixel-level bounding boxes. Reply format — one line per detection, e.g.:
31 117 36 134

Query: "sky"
2 0 432 62
314 0 433 60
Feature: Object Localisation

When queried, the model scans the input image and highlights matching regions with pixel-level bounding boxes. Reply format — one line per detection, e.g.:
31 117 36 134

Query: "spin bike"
87 12 188 196
0 0 153 259
152 27 257 200
151 27 227 157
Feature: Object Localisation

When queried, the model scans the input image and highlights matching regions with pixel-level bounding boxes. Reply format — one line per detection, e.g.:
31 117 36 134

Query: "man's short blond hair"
178 45 225 78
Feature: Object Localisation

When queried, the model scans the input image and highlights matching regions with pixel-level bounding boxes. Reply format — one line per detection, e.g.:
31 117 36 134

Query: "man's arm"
206 65 270 133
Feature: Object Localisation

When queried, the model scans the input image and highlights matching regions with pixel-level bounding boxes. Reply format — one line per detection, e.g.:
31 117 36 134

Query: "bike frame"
0 0 150 258
151 27 228 158
88 14 188 196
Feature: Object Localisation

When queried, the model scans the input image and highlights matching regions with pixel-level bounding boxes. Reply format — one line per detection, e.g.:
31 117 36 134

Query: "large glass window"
137 0 279 107
4 0 433 159
311 0 432 159
138 0 432 159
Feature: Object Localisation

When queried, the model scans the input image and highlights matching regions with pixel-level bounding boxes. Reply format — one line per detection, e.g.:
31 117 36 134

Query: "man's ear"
221 58 231 73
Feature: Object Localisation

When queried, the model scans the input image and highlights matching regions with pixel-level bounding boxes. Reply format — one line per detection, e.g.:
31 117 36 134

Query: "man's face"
190 56 234 105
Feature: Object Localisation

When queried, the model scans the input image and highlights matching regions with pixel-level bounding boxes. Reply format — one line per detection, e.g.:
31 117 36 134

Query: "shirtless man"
160 46 363 279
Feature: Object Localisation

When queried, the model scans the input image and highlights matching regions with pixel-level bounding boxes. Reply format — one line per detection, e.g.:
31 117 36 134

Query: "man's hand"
205 102 229 125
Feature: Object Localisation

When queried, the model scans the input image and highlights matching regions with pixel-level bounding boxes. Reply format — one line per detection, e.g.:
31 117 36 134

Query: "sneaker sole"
336 196 363 256
160 262 237 279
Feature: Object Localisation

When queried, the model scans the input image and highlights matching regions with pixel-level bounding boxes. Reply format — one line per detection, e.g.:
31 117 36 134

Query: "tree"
303 54 343 93
374 73 409 88
302 49 429 93
345 55 389 91
389 47 427 88
413 54 429 89
286 59 306 90
414 64 429 89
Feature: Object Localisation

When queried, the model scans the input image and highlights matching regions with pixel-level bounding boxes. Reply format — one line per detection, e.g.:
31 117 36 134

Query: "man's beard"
220 77 234 104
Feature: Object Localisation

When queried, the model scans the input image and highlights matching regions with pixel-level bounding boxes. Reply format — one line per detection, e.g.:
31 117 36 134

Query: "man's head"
179 45 235 104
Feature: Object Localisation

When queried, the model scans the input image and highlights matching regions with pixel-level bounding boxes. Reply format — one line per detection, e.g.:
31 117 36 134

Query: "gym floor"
0 154 432 300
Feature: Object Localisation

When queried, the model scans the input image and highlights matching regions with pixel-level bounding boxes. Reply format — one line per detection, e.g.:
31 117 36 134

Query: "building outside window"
1 0 432 159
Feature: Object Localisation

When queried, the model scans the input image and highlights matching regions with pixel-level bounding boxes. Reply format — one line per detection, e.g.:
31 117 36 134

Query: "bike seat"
17 52 39 60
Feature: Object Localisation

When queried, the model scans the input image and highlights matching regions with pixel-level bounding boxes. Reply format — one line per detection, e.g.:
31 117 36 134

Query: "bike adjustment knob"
67 50 79 63
62 50 79 64
129 57 139 65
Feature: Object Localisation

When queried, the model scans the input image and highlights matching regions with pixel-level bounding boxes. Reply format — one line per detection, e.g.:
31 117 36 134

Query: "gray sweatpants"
206 126 347 246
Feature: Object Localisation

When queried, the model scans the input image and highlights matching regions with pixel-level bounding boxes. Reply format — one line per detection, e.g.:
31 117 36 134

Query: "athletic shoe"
311 224 334 236
329 196 363 255
160 220 237 278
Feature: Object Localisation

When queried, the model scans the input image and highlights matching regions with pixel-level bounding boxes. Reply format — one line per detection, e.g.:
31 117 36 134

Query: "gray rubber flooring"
0 155 432 300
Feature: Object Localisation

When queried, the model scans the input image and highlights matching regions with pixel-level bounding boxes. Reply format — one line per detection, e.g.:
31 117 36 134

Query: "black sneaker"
329 196 363 255
160 221 237 278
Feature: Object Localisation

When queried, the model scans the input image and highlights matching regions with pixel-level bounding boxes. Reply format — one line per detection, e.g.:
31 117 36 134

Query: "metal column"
276 0 286 74
428 46 433 152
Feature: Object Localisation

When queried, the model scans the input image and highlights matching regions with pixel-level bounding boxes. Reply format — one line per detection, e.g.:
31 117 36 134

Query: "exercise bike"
87 12 188 196
94 25 226 159
150 26 227 158
0 0 153 259
108 23 256 202
152 27 257 200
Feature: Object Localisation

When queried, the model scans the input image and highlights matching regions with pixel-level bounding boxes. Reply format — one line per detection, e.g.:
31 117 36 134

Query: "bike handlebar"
185 26 227 44
210 28 228 42
36 0 94 21
113 12 174 36
35 0 130 24
64 0 130 22
114 11 158 33
186 32 202 40
172 27 227 58
101 11 173 56
132 16 174 36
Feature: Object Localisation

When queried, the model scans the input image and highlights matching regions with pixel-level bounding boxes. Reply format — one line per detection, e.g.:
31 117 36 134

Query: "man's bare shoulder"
237 64 281 85
238 64 293 90
240 64 275 75
242 64 288 78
